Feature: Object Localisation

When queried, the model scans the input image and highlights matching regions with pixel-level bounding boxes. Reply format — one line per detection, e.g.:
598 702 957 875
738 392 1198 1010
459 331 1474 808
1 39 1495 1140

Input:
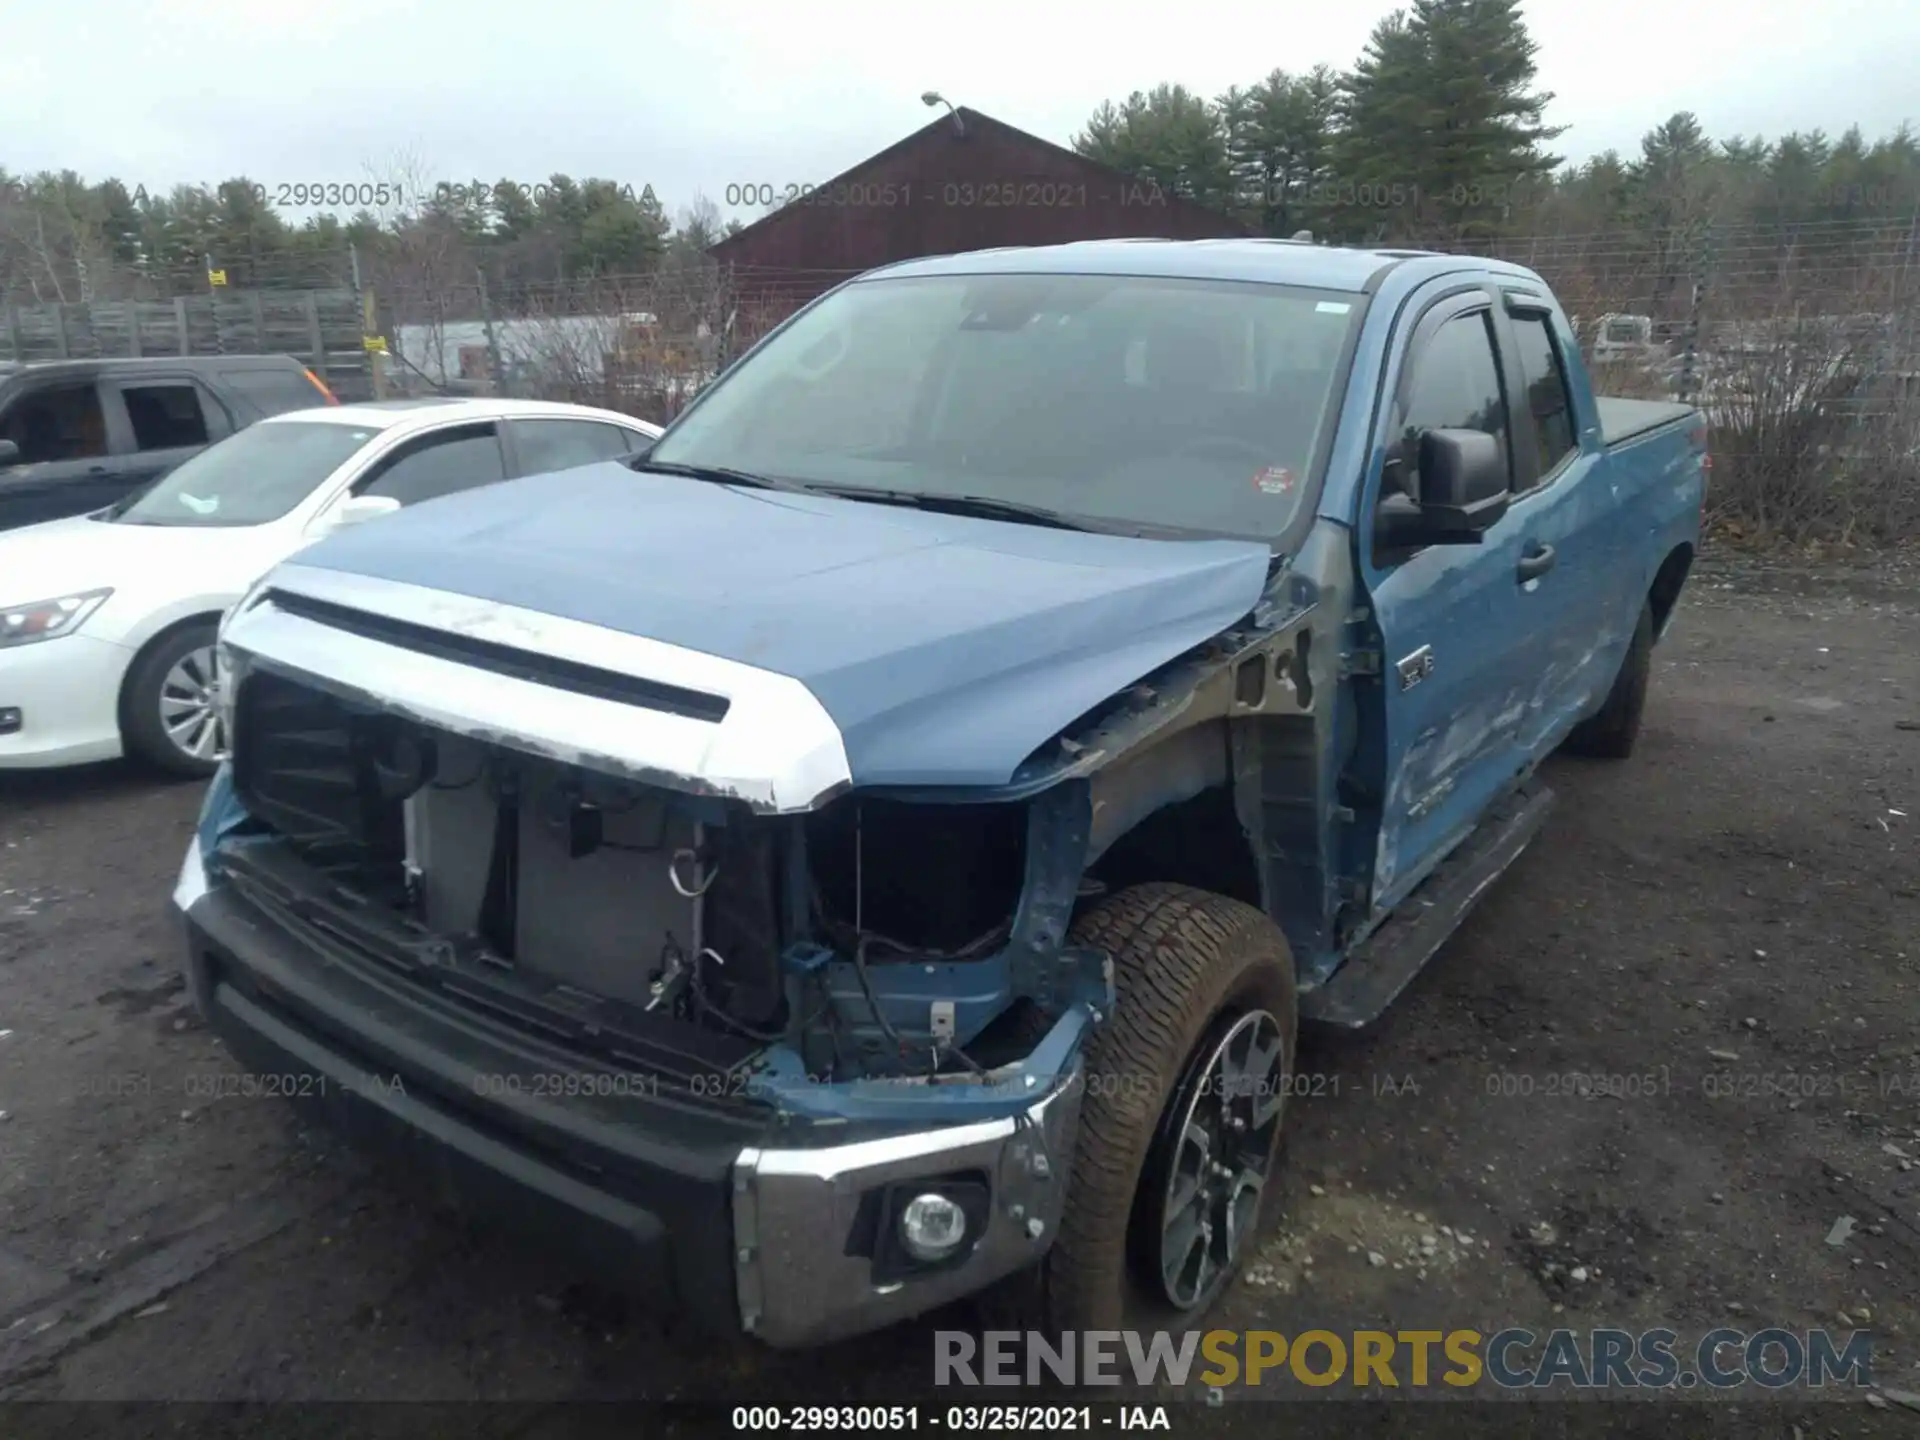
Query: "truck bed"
1597 396 1695 448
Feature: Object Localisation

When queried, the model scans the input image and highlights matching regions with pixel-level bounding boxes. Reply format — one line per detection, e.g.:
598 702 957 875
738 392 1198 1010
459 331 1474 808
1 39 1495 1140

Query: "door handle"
1517 542 1557 582
86 464 110 475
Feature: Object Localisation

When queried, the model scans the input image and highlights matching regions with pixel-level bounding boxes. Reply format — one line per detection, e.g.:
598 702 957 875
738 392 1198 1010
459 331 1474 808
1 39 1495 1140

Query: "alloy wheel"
1152 1009 1288 1310
159 644 227 763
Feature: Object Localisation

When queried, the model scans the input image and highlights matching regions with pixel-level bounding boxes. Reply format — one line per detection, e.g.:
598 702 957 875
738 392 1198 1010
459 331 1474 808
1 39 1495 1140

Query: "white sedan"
0 397 661 776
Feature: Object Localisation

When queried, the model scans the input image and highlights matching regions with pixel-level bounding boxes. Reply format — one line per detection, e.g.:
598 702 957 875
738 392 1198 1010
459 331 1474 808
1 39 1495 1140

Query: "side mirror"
1374 428 1510 550
326 494 402 531
0 439 20 468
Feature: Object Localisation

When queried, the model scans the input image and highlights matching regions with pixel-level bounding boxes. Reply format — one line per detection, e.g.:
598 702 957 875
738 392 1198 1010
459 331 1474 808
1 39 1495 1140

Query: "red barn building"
709 105 1248 313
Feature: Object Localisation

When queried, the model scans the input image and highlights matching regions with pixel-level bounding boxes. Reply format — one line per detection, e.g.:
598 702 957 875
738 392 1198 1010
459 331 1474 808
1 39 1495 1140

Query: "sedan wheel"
122 621 228 779
159 645 227 763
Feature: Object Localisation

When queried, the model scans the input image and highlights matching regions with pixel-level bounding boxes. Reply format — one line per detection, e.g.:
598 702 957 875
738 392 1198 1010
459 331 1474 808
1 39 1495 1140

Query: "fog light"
0 706 20 736
899 1192 968 1262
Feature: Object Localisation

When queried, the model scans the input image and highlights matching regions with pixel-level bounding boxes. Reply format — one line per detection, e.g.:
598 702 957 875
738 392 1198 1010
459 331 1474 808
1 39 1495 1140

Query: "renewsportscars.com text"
935 1328 1873 1390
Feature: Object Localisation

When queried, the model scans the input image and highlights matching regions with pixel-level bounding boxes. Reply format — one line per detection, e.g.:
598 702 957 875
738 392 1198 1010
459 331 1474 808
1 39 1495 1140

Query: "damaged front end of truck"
172 509 1325 1343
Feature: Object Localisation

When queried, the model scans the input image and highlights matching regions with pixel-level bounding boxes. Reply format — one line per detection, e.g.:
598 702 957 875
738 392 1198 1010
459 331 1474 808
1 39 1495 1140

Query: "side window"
1394 310 1509 500
510 419 639 476
122 383 214 451
2 382 108 462
1509 312 1578 483
359 425 506 506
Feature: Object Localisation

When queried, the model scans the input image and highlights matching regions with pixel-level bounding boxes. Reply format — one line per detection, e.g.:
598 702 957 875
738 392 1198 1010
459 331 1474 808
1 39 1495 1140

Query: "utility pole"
350 242 388 400
716 260 737 374
477 267 506 397
1678 219 1715 407
205 253 227 354
1899 203 1919 386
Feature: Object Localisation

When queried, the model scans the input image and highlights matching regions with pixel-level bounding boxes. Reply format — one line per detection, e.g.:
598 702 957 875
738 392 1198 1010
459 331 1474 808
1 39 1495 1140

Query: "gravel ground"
1 556 1915 1423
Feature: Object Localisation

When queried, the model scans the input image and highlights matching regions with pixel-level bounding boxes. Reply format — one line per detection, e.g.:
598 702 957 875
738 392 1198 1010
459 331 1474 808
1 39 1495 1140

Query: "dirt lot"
1 555 1916 1424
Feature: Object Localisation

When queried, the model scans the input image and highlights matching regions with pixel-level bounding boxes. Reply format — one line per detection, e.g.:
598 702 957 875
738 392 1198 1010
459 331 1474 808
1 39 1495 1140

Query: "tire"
1027 882 1299 1332
1563 601 1653 760
121 621 227 778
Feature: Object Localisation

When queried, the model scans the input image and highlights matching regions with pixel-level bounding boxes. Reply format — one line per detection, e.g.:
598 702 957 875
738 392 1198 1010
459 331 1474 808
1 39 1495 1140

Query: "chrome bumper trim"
732 1064 1083 1347
173 836 208 912
222 563 852 814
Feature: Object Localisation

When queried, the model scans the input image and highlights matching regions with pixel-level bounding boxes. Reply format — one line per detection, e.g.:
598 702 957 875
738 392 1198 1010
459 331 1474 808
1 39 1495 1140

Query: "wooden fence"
0 289 374 399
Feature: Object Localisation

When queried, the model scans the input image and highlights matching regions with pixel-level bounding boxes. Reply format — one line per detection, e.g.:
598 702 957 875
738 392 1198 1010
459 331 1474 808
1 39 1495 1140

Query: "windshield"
651 272 1364 540
111 420 380 527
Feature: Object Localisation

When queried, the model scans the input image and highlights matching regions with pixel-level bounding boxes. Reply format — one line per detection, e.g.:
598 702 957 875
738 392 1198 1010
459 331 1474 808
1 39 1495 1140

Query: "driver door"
1359 284 1539 910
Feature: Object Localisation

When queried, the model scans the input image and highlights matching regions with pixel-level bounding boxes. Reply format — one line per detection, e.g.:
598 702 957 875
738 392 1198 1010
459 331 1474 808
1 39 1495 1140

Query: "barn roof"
708 106 1249 258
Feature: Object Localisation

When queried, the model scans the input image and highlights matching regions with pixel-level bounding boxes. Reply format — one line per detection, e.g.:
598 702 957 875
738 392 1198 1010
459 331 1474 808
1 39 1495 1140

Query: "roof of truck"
869 238 1539 295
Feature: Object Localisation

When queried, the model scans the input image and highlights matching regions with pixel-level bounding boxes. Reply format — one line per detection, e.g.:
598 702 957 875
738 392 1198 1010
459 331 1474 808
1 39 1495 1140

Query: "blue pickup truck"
173 238 1704 1346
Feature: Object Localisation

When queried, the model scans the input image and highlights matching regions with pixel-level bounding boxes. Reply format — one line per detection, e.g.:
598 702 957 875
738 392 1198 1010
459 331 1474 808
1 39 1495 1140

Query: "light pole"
921 91 966 136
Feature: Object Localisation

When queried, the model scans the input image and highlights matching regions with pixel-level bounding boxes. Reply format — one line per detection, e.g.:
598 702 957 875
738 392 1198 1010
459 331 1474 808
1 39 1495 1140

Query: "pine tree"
1073 84 1235 213
1629 113 1719 317
1332 0 1565 244
1219 67 1341 236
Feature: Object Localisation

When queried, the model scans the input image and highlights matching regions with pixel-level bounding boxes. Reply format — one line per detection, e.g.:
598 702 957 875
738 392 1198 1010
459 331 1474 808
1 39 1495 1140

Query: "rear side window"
221 367 330 416
122 383 212 450
1396 310 1510 498
509 418 639 475
1509 313 1578 484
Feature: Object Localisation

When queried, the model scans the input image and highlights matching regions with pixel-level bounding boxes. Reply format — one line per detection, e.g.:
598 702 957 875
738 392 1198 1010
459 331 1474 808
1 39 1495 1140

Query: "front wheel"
1035 883 1298 1331
122 622 227 778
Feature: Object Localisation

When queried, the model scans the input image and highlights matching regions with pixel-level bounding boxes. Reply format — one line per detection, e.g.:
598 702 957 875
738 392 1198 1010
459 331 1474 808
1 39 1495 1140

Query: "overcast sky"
6 0 1915 225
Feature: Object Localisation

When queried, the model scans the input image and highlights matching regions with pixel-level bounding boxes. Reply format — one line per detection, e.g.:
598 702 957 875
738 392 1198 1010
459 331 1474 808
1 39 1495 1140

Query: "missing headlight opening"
803 795 1026 961
224 670 1032 1089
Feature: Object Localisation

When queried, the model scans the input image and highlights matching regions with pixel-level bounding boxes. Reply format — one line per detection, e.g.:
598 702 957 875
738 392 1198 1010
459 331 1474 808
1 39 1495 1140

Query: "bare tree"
1702 272 1920 544
361 151 482 387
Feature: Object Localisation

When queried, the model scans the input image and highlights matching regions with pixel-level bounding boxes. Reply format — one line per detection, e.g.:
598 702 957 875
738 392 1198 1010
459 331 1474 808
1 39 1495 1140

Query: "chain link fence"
371 223 1919 542
12 222 1912 541
1486 219 1920 541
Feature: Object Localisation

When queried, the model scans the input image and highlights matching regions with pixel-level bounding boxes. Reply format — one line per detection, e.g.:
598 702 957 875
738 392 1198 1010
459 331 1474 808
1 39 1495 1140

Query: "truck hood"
284 463 1274 788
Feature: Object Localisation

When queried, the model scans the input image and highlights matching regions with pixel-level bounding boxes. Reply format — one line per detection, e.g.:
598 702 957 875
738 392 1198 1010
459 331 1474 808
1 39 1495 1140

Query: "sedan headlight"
0 588 114 648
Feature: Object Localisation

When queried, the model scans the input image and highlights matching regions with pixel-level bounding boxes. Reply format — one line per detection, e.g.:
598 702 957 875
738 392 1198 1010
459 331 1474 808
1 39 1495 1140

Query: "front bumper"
736 1074 1080 1346
173 840 1080 1347
0 633 130 768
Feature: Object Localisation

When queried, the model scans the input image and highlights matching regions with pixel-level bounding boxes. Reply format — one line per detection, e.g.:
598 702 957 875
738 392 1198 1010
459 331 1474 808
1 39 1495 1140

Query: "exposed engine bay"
222 668 1048 1095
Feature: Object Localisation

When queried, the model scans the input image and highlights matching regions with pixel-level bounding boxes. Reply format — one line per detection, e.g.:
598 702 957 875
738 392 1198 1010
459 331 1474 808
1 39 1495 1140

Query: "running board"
1301 781 1556 1030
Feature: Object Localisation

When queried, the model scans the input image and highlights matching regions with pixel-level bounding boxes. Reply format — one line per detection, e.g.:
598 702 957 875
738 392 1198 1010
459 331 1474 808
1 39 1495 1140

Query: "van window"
122 383 212 450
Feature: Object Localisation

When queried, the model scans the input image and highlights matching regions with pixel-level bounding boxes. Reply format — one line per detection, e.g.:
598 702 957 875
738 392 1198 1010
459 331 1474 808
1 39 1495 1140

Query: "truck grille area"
262 589 731 722
227 667 789 1082
232 668 408 864
214 840 768 1098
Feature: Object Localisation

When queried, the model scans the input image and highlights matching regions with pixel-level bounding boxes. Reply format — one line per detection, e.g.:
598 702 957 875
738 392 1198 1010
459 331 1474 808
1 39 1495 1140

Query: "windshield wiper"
628 459 815 494
812 487 1117 534
631 461 1137 535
